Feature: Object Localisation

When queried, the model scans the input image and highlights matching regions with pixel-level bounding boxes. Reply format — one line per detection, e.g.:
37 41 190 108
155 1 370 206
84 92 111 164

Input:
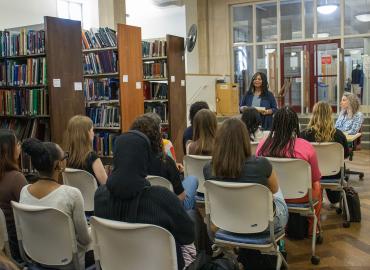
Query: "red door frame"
280 39 341 112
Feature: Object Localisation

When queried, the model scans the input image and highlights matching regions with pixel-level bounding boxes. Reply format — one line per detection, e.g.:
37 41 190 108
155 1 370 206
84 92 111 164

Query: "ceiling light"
355 13 370 22
317 33 330 38
317 4 338 15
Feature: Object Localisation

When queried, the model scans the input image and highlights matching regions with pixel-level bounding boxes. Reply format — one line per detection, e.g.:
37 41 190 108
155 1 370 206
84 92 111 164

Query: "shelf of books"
82 25 144 160
0 17 85 172
142 35 186 161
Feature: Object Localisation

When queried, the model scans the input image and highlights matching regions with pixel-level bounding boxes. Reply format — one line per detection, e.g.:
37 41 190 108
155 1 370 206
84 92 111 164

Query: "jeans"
182 176 198 210
273 187 289 231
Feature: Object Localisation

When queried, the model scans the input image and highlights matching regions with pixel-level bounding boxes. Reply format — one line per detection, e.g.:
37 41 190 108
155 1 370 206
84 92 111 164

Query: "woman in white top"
335 92 364 135
20 138 91 269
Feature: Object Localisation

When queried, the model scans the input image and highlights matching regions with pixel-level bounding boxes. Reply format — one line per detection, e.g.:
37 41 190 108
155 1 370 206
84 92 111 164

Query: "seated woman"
64 115 108 185
130 114 198 211
256 107 322 236
0 129 27 263
301 101 349 203
203 118 288 232
241 107 264 142
335 92 364 135
186 109 217 155
94 131 195 270
20 138 91 269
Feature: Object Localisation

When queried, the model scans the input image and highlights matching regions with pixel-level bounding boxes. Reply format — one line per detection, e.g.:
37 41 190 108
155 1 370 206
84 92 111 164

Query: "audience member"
203 118 288 231
241 107 264 142
183 101 209 153
186 109 217 155
0 129 27 262
0 252 19 270
20 138 91 269
94 131 195 270
256 106 322 236
64 115 107 185
335 92 364 135
240 72 277 130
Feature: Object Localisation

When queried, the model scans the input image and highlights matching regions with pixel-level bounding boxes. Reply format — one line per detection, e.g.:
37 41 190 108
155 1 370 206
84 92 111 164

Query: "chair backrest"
62 168 98 211
250 142 258 155
11 201 80 269
311 142 344 177
146 175 174 192
0 208 8 251
204 181 273 234
183 155 212 193
90 216 177 270
266 157 312 200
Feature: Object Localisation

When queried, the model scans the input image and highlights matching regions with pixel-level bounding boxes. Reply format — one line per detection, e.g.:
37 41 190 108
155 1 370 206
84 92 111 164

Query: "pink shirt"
256 138 321 183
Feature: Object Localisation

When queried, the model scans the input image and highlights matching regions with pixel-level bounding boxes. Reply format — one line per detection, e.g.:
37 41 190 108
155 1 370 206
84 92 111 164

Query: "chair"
346 129 364 180
11 201 82 270
204 181 288 270
267 157 321 265
62 168 98 212
146 175 174 192
0 208 11 257
311 142 350 227
183 154 212 200
90 216 177 270
250 142 259 155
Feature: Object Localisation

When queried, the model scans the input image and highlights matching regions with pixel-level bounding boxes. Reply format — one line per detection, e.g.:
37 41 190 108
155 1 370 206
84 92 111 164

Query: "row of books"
144 102 168 123
0 118 50 141
84 78 119 101
143 61 167 79
0 29 45 57
83 51 118 75
0 89 48 116
93 132 119 157
0 58 47 86
82 28 117 49
86 106 120 128
143 82 168 100
142 40 167 58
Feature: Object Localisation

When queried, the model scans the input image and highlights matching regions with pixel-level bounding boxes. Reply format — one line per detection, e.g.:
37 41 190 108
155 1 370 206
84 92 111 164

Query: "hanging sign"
321 55 332 65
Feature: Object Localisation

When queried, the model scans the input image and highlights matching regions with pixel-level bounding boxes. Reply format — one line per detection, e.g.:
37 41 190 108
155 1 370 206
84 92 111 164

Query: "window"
256 2 277 42
280 0 302 40
344 0 370 35
57 0 83 22
232 5 253 44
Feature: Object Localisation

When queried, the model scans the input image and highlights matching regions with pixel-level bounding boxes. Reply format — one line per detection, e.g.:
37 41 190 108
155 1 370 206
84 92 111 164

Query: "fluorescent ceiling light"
355 13 370 22
317 4 338 15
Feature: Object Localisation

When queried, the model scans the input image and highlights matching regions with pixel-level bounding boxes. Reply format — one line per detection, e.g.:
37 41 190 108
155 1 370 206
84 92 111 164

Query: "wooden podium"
216 83 239 116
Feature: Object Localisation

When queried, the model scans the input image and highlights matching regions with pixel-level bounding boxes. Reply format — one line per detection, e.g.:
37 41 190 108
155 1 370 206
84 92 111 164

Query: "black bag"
286 212 308 239
326 189 341 204
200 258 239 270
344 187 361 222
238 249 287 270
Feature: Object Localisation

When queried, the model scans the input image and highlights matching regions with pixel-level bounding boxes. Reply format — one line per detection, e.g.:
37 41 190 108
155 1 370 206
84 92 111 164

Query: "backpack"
200 258 239 270
326 189 341 204
238 248 287 270
344 187 361 222
286 212 308 239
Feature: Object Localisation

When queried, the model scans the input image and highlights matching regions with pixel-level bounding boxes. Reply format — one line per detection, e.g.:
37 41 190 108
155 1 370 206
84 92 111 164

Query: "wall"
126 0 186 39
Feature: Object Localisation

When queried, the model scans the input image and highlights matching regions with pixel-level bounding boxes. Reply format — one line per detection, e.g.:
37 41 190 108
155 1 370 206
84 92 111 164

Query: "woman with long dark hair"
0 129 27 262
256 106 322 236
241 107 263 142
240 72 277 130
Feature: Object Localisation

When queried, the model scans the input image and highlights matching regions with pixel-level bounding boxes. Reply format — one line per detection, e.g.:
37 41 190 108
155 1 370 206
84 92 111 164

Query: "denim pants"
273 187 289 231
182 176 199 210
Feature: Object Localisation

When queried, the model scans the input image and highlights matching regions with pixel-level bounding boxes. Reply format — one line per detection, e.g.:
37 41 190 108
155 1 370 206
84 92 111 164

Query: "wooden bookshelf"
142 35 186 162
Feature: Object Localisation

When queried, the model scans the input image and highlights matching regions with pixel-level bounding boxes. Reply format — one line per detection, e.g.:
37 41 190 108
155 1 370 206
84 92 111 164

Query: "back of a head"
130 114 163 154
212 118 251 178
22 138 61 176
0 129 18 178
64 115 93 167
192 109 217 155
308 101 335 142
241 108 262 139
259 106 299 158
189 101 209 125
0 252 19 270
343 92 360 115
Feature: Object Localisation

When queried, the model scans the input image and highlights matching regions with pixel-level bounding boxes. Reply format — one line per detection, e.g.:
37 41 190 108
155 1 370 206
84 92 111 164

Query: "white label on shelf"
181 80 185 87
171 76 175 82
220 84 228 89
53 79 61 88
136 82 142 89
74 82 82 91
122 75 129 83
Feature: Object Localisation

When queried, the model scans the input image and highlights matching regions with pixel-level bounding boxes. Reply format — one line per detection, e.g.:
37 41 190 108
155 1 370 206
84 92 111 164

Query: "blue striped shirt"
335 111 364 135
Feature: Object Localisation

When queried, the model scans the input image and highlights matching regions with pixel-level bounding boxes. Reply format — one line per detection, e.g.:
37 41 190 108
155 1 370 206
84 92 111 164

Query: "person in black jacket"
300 101 349 203
94 131 195 270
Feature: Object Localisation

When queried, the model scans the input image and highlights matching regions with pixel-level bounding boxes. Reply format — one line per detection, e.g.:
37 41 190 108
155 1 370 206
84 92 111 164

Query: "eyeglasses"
61 152 69 161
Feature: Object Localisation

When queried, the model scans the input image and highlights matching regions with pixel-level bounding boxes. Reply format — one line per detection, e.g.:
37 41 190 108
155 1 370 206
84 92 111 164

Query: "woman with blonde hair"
64 115 107 185
186 109 217 156
335 92 364 135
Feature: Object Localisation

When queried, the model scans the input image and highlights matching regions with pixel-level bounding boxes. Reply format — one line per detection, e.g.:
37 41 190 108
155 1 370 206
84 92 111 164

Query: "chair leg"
276 251 282 270
279 251 289 269
342 189 351 228
310 213 320 265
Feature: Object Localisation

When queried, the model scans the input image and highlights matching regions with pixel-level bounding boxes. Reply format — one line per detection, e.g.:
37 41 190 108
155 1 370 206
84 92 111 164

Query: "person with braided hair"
256 106 322 236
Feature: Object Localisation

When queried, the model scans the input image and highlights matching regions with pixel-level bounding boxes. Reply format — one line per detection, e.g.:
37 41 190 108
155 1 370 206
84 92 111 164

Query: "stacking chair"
90 216 177 270
183 154 212 201
146 175 174 192
0 208 11 257
62 168 98 212
311 142 350 227
204 181 288 270
267 157 321 265
11 201 83 270
250 142 259 155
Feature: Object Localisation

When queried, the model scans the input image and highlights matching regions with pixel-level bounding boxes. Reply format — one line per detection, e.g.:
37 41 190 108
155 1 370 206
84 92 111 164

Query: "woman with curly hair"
335 92 364 135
